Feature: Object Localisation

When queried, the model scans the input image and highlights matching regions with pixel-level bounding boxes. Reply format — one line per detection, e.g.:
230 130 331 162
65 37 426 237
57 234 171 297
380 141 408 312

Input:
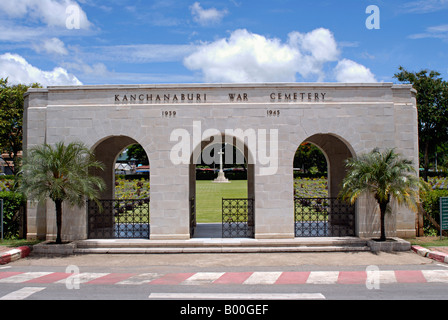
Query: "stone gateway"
23 83 418 241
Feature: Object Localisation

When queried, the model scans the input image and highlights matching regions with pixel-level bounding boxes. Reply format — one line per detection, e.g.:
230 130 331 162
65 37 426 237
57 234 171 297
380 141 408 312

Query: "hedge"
0 191 26 239
421 189 448 235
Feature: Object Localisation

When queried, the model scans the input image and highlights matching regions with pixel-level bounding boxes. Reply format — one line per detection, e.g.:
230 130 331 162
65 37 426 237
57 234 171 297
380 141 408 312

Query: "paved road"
0 251 447 308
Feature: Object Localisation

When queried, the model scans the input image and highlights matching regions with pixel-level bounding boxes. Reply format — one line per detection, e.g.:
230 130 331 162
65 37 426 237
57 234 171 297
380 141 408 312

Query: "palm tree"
340 148 422 241
19 141 105 244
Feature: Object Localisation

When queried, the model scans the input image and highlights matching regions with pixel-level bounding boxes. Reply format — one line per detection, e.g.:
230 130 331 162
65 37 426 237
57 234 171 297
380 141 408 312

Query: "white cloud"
33 38 69 55
334 59 377 83
184 28 341 83
409 24 448 40
0 0 91 29
184 28 378 83
0 53 82 86
402 0 448 13
190 2 227 26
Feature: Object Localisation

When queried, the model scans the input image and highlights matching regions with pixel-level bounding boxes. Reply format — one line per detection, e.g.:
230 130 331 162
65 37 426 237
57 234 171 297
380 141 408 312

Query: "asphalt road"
0 251 447 309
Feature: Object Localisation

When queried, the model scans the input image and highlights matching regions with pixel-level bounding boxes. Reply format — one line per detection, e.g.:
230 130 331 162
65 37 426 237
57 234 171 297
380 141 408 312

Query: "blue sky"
0 0 447 86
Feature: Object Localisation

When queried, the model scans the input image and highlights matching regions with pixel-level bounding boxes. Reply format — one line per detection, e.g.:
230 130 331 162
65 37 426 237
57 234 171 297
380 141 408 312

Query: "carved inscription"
228 93 248 102
270 92 326 102
162 110 177 118
267 110 280 117
115 93 206 103
114 91 327 104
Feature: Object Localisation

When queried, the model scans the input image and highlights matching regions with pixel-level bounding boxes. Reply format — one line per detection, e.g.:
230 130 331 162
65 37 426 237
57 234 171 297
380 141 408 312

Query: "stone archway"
189 133 255 238
293 133 355 237
304 134 354 198
88 135 150 239
91 135 141 199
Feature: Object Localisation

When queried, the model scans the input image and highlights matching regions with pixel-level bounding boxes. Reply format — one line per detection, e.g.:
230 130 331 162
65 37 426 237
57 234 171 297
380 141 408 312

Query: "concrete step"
72 237 370 254
32 237 411 255
73 245 371 254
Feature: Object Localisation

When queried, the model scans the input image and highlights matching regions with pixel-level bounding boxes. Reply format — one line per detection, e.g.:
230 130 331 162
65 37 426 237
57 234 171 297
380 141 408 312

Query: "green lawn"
196 180 248 223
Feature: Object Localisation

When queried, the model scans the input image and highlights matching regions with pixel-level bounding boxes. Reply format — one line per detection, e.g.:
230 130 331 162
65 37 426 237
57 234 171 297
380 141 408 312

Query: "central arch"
189 133 255 238
293 133 356 237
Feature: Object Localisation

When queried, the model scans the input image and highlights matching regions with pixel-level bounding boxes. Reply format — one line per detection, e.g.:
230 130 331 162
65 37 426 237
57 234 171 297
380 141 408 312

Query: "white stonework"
23 83 419 241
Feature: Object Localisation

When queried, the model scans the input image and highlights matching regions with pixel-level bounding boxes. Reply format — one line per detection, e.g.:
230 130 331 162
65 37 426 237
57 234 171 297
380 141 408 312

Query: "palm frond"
18 141 105 207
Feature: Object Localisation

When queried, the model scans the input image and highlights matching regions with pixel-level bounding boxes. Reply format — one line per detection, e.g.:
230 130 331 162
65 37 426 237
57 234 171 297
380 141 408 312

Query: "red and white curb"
412 245 448 264
0 247 31 265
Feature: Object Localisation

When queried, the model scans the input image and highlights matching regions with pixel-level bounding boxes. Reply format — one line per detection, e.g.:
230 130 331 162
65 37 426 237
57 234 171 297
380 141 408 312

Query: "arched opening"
293 134 355 237
88 136 150 239
189 134 255 238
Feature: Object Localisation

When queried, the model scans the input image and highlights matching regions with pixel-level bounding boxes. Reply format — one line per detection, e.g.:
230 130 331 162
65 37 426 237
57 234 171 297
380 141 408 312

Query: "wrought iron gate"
87 199 150 239
190 197 196 237
294 197 355 237
222 198 254 238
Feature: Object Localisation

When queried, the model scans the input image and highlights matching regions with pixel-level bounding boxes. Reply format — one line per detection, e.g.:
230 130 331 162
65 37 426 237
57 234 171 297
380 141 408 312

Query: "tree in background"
126 144 149 165
0 78 41 177
19 141 105 244
394 67 448 181
293 143 327 175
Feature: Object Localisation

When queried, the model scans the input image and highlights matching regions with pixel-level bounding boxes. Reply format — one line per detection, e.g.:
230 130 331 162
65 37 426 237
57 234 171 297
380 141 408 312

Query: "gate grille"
190 197 196 237
87 199 150 239
222 198 254 238
294 197 355 237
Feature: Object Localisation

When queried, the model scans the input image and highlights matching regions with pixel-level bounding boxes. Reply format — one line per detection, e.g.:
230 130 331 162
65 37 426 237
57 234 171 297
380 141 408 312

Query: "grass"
0 239 42 248
196 180 248 223
406 236 448 248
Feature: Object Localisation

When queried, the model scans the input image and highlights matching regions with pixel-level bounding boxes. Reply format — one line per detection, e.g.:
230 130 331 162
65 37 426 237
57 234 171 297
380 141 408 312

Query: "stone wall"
23 83 418 241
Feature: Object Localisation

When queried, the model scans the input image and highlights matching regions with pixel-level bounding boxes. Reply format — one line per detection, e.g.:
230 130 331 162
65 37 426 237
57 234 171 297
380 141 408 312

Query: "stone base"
367 237 411 252
213 171 230 183
32 241 76 256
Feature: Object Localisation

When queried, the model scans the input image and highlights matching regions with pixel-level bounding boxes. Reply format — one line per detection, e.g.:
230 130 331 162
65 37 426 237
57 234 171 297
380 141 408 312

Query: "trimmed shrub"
0 191 26 239
420 189 448 236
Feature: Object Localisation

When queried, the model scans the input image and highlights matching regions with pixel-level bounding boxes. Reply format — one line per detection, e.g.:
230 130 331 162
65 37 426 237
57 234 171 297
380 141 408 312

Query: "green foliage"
19 141 106 243
115 178 149 200
293 143 327 175
0 191 26 238
125 144 149 165
0 78 41 176
394 67 448 180
340 148 422 241
420 188 448 236
0 177 14 192
293 177 328 198
19 141 105 206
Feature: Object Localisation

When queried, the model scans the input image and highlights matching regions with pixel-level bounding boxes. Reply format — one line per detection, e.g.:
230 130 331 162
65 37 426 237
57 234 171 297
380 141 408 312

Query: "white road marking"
422 270 448 283
0 272 52 283
378 271 397 284
148 293 326 300
117 273 161 285
182 272 225 285
0 287 46 300
55 272 109 284
243 272 282 285
306 271 339 284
